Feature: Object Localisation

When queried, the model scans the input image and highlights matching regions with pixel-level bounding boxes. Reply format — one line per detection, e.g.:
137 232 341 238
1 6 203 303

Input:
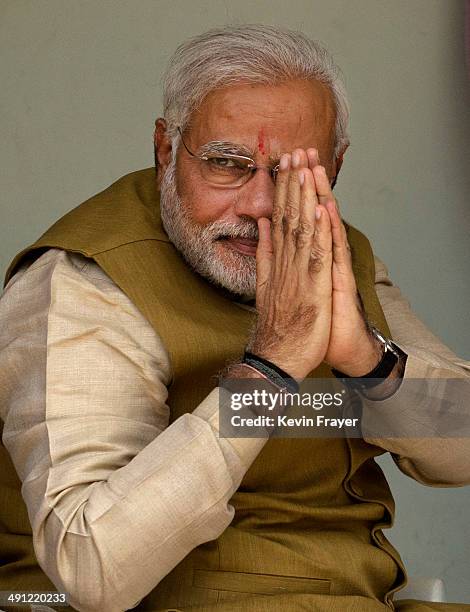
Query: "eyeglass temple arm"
177 127 197 158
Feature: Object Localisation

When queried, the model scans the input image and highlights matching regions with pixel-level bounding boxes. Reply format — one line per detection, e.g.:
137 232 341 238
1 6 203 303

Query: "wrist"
331 334 383 377
332 326 406 393
245 346 311 381
242 351 300 393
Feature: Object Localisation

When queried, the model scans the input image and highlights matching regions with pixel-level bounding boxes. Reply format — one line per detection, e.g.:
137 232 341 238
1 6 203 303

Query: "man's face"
156 79 339 298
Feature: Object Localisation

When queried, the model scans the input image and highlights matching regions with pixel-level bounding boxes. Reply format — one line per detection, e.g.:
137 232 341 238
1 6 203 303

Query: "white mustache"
206 222 259 241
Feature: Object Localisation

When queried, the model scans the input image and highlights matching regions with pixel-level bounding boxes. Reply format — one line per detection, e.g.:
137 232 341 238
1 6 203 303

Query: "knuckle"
309 257 323 273
309 243 332 272
284 204 299 223
311 245 327 259
296 234 311 249
298 221 315 236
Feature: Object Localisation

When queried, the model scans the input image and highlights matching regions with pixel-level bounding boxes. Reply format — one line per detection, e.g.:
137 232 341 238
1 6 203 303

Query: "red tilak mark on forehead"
257 128 266 155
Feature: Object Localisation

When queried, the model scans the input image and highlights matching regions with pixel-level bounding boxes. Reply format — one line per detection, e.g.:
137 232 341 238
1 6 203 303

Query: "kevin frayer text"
231 414 359 429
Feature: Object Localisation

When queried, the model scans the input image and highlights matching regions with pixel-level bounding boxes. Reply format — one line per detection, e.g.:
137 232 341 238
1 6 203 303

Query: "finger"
306 148 320 170
326 199 356 291
271 153 291 252
284 149 307 231
256 217 273 299
283 149 308 260
326 200 350 264
294 168 318 270
308 204 332 292
313 165 334 206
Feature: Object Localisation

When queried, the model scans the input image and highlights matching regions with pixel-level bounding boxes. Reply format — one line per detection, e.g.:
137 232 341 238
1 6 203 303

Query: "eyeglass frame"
177 126 280 187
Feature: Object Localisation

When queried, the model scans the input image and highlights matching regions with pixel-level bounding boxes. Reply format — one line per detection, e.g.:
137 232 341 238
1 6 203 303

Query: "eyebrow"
197 140 281 165
197 140 253 157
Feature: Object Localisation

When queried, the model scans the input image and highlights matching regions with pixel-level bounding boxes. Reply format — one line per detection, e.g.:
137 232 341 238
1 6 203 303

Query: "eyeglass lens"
201 155 278 186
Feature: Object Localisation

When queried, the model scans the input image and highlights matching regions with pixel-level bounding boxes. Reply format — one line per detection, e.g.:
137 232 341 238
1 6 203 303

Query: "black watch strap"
331 331 405 391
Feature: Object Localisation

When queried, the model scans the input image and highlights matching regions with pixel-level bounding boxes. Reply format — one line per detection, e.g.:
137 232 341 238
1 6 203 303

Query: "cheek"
176 164 235 225
190 190 235 225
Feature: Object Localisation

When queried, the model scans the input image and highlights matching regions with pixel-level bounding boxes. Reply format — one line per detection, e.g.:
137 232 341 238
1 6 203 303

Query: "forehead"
188 79 336 155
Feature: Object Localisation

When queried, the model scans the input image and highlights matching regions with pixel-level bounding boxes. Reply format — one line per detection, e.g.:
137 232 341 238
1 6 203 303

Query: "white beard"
159 160 258 299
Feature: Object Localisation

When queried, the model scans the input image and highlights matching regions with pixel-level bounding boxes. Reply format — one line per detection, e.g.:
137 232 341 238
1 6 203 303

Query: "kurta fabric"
0 169 469 612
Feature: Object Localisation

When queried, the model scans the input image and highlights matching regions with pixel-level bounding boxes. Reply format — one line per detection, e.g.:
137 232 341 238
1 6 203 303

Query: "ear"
330 143 349 190
154 118 173 187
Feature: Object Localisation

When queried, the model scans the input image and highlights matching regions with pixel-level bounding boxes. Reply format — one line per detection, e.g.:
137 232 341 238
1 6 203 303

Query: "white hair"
162 24 350 157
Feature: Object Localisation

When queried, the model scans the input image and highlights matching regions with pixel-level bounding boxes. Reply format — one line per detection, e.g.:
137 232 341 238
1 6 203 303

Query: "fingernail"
280 154 289 171
299 170 305 186
309 149 320 165
315 207 321 220
292 151 300 168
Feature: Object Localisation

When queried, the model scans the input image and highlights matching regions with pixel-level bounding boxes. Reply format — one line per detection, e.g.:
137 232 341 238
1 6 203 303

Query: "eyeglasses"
177 127 280 188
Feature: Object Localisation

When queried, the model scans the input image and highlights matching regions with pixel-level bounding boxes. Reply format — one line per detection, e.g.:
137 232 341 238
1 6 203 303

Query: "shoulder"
6 247 118 288
1 248 171 382
4 247 145 305
2 248 126 311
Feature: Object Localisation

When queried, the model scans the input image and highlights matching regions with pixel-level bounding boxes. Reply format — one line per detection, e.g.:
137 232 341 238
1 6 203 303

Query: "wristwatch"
331 325 404 390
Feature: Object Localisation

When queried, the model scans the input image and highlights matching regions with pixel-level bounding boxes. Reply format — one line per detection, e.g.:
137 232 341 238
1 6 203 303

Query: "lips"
219 237 258 256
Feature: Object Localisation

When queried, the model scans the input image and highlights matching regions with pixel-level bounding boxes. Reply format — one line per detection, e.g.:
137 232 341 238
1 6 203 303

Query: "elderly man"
0 24 469 612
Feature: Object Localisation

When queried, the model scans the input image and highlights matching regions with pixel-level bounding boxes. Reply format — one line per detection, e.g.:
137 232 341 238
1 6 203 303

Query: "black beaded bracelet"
243 352 300 394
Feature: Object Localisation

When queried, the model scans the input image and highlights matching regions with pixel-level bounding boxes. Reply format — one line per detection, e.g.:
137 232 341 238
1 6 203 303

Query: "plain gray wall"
1 0 469 603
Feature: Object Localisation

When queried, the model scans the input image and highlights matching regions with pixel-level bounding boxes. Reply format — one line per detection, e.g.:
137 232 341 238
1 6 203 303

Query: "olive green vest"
2 168 407 611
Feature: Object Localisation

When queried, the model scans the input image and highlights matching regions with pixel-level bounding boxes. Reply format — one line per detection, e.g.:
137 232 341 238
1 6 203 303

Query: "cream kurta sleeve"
0 247 469 611
360 257 470 486
0 248 266 612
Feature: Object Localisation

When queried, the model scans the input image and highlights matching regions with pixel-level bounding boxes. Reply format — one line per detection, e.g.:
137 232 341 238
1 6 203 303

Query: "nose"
233 167 275 221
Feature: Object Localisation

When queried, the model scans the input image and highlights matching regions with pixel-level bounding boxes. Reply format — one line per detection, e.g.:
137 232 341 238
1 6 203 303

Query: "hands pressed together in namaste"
249 148 383 381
